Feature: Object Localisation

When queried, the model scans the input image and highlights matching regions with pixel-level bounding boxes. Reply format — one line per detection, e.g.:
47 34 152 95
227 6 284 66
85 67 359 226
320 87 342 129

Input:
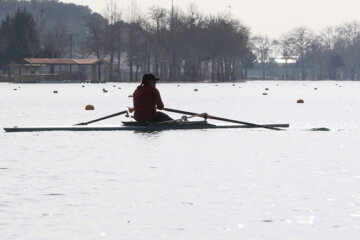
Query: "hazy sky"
61 0 360 37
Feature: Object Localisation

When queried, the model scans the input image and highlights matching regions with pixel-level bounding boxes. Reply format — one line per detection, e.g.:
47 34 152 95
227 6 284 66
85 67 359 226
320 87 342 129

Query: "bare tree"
288 27 313 80
273 34 293 79
252 35 272 80
334 21 360 80
85 13 106 81
104 0 122 81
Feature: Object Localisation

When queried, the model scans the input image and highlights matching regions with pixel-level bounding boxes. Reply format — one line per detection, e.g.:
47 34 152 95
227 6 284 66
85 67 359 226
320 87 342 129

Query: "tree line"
1 0 360 81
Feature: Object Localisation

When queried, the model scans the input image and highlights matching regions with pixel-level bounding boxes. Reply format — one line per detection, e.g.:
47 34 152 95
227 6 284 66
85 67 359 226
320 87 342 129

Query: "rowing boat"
3 121 289 132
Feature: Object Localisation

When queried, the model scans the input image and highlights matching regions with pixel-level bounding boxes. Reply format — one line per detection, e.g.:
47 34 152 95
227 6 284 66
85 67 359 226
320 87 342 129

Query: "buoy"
314 88 317 90
297 99 304 103
82 85 85 88
13 88 17 91
102 88 108 93
113 85 116 87
53 90 58 94
194 89 198 92
118 87 121 89
265 88 269 91
177 85 180 87
232 84 235 86
262 92 268 95
85 105 95 110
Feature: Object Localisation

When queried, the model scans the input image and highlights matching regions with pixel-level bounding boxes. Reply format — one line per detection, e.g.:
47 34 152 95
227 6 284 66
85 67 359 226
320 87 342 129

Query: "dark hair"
138 73 160 88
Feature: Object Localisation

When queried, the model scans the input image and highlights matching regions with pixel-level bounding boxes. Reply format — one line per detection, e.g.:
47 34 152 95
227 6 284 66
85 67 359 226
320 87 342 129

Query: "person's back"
133 85 164 122
131 73 172 123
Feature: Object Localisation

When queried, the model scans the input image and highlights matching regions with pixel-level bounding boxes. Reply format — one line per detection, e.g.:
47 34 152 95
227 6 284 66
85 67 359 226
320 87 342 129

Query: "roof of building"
23 58 103 65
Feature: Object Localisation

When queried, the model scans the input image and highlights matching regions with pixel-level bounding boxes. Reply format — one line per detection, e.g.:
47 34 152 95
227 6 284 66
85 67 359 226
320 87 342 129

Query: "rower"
129 73 172 123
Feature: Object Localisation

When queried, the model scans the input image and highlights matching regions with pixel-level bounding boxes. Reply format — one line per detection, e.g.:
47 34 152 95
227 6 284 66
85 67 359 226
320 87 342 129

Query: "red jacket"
133 85 164 121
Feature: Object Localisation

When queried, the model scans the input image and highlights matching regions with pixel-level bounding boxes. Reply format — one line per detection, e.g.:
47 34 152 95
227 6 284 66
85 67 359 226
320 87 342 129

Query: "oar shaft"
75 110 127 125
162 107 282 131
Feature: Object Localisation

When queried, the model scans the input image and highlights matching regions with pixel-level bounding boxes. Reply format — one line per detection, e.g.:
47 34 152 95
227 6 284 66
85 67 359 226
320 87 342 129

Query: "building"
10 58 104 83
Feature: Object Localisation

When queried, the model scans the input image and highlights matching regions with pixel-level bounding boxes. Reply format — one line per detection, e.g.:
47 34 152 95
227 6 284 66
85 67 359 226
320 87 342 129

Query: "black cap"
142 73 160 83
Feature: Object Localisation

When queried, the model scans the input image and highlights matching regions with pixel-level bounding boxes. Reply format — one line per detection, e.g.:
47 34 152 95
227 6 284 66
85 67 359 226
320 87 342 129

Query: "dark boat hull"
4 122 289 132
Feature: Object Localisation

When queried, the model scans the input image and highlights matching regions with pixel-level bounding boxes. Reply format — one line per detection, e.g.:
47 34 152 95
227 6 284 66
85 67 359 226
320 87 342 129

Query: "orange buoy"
85 105 95 110
297 99 304 103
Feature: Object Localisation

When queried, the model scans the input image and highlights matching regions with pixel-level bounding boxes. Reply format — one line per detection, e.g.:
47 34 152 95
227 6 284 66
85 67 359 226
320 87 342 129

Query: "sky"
61 0 360 38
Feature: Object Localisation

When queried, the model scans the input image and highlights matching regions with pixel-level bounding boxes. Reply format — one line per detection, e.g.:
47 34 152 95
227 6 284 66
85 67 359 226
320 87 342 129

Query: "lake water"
0 81 359 240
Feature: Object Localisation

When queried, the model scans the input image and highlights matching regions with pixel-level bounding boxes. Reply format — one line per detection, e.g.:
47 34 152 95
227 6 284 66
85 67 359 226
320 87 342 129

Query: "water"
1 81 360 240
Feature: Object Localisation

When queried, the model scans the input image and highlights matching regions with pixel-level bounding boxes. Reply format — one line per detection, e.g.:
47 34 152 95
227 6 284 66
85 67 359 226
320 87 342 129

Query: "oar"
162 108 283 131
75 110 127 125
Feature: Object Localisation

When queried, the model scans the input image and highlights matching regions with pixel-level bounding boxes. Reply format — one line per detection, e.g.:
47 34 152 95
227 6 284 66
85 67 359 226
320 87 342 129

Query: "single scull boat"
4 107 290 132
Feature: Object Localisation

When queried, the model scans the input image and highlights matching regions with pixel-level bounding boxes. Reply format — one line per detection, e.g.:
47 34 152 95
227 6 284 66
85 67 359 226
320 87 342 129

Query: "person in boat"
129 73 172 123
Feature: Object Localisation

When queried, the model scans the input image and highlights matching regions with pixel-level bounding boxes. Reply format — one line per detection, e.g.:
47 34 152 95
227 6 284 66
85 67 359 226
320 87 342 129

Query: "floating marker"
194 89 198 92
85 105 95 110
232 84 235 86
118 87 121 89
82 85 85 88
53 90 58 94
113 85 116 87
314 88 317 90
297 99 304 103
262 93 268 95
13 88 17 91
265 88 269 91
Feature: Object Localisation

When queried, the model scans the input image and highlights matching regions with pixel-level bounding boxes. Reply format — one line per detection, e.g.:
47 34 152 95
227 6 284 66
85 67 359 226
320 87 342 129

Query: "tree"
307 34 330 79
334 22 360 80
240 48 257 80
252 35 272 80
327 54 344 79
85 13 106 81
273 34 293 79
0 7 40 68
104 0 123 81
288 27 313 80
